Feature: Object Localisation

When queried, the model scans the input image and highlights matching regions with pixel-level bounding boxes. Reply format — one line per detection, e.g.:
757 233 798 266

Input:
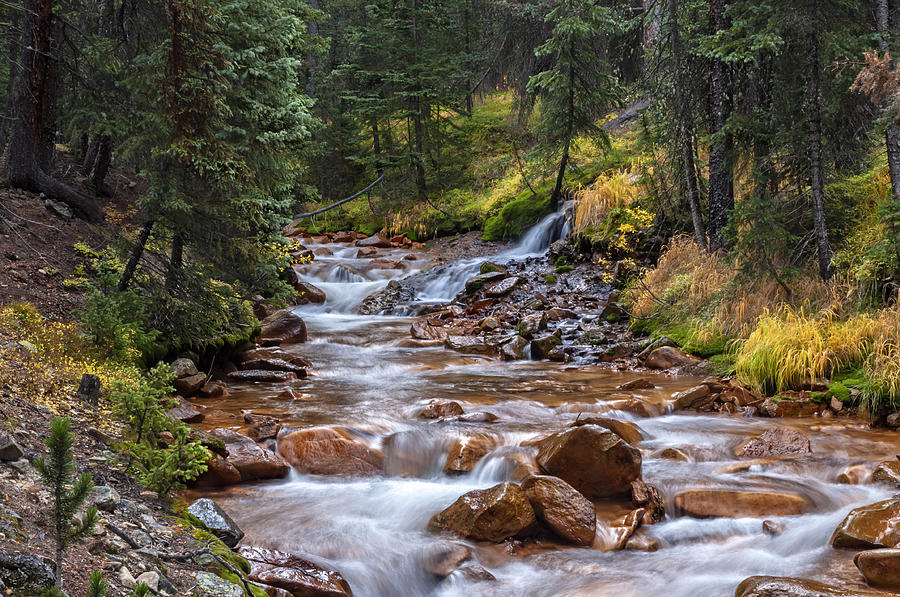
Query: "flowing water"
195 213 899 597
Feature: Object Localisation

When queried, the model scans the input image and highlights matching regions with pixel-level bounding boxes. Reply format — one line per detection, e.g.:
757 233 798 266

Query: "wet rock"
644 346 697 369
332 231 355 243
837 464 870 485
484 276 520 297
530 333 562 360
0 433 24 461
631 480 665 524
240 357 307 375
0 551 55 593
187 498 244 547
419 400 464 419
674 489 808 518
535 425 642 498
520 475 596 546
759 397 820 417
294 280 326 304
762 520 786 536
444 335 500 357
411 320 450 340
424 542 470 577
356 246 377 258
194 454 243 487
546 307 578 321
872 460 900 485
259 309 308 345
356 234 391 248
831 499 900 549
453 565 496 582
516 313 548 339
659 447 690 461
243 412 282 442
199 381 228 398
735 576 881 597
568 416 643 445
278 427 383 475
624 530 659 552
226 370 298 383
854 549 900 590
735 427 811 458
444 436 494 475
428 482 536 542
239 546 353 597
196 571 244 597
596 509 644 551
619 398 662 418
465 271 505 293
616 378 656 391
210 428 290 481
500 335 529 361
167 403 205 423
671 385 710 410
173 372 207 396
359 280 416 315
236 347 311 369
448 411 499 424
92 485 120 513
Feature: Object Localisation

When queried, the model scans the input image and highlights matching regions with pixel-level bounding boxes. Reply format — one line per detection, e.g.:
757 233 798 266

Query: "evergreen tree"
34 417 99 589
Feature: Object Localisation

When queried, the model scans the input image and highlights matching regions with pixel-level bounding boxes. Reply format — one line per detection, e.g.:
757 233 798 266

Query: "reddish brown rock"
243 412 282 442
167 404 205 423
193 454 243 488
419 400 464 419
735 427 811 458
872 460 900 486
444 336 499 357
831 499 900 549
278 427 383 475
644 346 698 369
356 247 377 258
616 378 656 391
173 372 207 397
735 576 881 597
631 480 665 524
423 542 471 578
520 475 596 546
259 309 308 345
332 231 356 243
444 436 494 475
238 546 353 597
674 489 808 518
294 281 326 304
759 397 819 417
535 425 642 498
671 385 710 410
227 370 298 383
356 234 391 248
209 429 290 482
427 482 536 542
410 320 450 340
568 416 643 445
618 399 662 418
198 381 228 398
855 549 900 590
837 464 870 485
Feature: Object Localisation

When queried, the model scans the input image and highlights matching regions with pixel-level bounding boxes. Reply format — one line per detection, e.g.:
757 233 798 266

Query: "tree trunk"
707 0 733 252
89 136 113 196
118 220 154 291
806 0 832 281
5 0 103 223
550 49 576 212
877 0 900 212
411 0 426 199
166 233 184 293
305 0 319 96
0 30 18 161
669 0 706 248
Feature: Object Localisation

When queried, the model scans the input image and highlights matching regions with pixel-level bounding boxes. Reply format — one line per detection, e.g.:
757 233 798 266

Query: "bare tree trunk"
118 220 154 291
669 0 706 248
707 0 733 252
5 0 103 222
806 0 832 281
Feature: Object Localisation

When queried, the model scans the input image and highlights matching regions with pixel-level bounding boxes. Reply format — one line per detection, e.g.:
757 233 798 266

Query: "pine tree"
34 417 99 589
86 571 108 597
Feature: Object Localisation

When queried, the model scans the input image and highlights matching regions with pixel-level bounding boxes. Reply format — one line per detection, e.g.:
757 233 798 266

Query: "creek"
194 214 898 597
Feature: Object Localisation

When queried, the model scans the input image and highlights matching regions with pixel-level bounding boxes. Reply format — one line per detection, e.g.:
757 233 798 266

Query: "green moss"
555 265 574 274
483 191 551 241
544 274 557 284
480 262 503 274
810 391 828 403
708 353 736 376
827 381 851 403
554 256 569 267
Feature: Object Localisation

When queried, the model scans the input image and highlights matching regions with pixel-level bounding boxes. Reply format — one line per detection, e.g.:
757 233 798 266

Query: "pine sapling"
86 571 108 597
34 417 99 589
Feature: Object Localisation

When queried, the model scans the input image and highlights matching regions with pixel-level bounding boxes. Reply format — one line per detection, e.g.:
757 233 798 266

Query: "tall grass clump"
573 169 640 236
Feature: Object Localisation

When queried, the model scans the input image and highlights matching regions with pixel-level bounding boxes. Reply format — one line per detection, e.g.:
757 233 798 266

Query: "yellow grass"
573 170 640 235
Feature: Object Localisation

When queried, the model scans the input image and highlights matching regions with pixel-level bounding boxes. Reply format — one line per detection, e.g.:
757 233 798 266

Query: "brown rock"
356 234 391 248
173 372 207 396
660 447 690 461
619 399 662 418
735 576 881 597
278 427 383 475
198 381 228 398
568 416 643 445
631 480 665 523
520 475 596 546
209 429 290 481
672 385 710 410
240 357 307 375
616 378 656 391
872 460 900 486
546 307 578 321
227 370 298 383
444 436 494 475
837 464 870 485
644 346 698 369
171 357 199 379
332 231 355 243
259 309 308 345
736 427 811 458
419 400 464 419
500 335 529 361
674 489 808 518
238 546 352 597
167 404 205 423
193 454 242 488
831 499 900 549
295 281 326 304
444 336 499 357
243 412 282 442
759 397 819 417
855 549 900 590
427 482 536 542
762 519 786 536
356 247 377 258
535 425 642 498
236 347 311 369
424 542 470 578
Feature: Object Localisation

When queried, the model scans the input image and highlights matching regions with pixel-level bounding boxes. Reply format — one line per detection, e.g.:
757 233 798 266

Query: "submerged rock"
831 498 900 549
428 482 536 542
674 489 808 518
238 546 353 597
423 542 471 578
187 498 244 547
520 475 596 546
535 425 642 498
735 427 811 458
735 576 881 597
278 427 383 475
419 400 464 419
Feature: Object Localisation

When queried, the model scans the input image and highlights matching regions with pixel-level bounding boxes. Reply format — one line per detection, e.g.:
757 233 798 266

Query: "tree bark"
118 220 154 292
669 0 706 248
550 45 576 212
806 0 832 281
165 233 184 293
411 0 426 199
707 0 733 252
877 0 900 213
5 0 103 223
0 29 18 161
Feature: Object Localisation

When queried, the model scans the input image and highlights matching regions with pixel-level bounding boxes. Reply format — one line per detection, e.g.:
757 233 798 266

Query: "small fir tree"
86 571 108 597
34 417 99 589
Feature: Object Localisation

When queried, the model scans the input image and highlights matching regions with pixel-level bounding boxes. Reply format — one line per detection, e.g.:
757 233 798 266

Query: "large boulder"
173 372 207 397
444 436 494 475
674 489 808 518
356 234 391 248
535 425 642 498
831 499 900 549
854 549 900 590
0 551 56 594
428 482 536 542
671 385 710 410
171 357 199 379
872 460 900 486
735 576 881 597
209 429 290 481
735 427 811 458
194 454 243 488
278 427 383 475
520 475 596 546
238 546 353 597
259 309 308 345
187 498 244 547
295 281 327 304
444 336 499 357
227 370 299 383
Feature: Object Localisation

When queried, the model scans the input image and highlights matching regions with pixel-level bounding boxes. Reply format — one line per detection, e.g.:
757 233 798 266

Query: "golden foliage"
573 170 641 235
